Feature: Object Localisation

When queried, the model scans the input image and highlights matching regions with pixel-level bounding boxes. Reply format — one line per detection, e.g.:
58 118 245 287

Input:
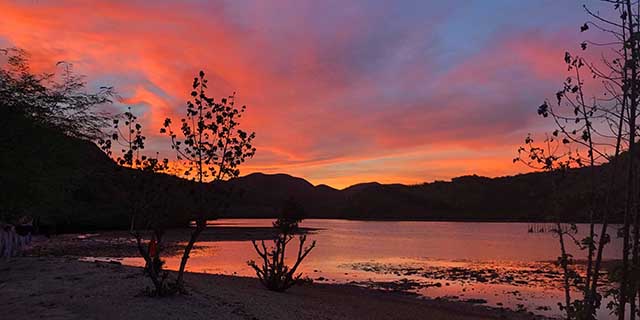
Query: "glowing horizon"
0 1 608 189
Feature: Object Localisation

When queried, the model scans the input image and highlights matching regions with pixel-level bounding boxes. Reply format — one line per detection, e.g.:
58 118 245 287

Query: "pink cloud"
0 1 597 187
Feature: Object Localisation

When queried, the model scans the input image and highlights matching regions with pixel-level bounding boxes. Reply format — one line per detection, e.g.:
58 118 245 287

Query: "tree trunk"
175 224 204 288
557 223 572 320
620 2 638 318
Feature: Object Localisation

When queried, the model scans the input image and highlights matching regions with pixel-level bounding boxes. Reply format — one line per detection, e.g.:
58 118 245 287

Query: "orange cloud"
0 1 596 188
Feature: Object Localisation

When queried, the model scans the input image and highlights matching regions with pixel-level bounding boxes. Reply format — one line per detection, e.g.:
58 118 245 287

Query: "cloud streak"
0 0 601 188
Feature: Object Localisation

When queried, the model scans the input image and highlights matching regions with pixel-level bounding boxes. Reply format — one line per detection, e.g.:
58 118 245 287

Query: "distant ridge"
223 167 603 222
2 112 618 232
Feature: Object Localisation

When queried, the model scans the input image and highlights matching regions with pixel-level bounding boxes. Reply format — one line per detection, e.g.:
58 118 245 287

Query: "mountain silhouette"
1 112 619 232
222 171 580 221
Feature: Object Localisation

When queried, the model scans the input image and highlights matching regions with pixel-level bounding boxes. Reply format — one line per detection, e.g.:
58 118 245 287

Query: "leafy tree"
517 1 640 318
0 47 113 141
161 70 255 290
0 48 115 227
129 155 175 297
100 106 175 295
515 135 586 319
248 199 316 292
569 4 639 319
99 107 147 231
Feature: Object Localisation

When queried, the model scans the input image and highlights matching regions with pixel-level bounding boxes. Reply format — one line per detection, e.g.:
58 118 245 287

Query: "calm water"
109 219 623 319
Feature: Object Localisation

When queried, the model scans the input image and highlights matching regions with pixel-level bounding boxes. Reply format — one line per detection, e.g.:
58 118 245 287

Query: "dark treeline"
1 109 625 232
223 162 625 223
0 109 196 232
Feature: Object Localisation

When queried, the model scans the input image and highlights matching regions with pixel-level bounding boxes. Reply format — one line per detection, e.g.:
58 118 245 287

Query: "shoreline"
24 227 318 258
1 257 546 320
218 217 625 224
17 227 620 319
50 219 624 235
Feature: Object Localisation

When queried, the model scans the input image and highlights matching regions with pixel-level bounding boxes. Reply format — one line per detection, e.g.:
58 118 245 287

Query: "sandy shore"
0 256 546 320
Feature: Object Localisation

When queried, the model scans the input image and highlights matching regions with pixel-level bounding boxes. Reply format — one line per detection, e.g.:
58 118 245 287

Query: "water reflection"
111 219 623 319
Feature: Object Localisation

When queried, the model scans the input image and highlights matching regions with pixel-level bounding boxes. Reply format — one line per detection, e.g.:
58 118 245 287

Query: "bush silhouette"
248 199 316 292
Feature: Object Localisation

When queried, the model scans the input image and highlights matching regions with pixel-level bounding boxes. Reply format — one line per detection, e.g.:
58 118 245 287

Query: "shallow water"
108 219 623 319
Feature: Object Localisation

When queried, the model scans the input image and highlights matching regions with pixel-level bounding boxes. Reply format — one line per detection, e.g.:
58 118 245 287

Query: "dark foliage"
99 106 178 296
0 108 194 231
160 70 256 291
0 48 113 141
220 166 624 223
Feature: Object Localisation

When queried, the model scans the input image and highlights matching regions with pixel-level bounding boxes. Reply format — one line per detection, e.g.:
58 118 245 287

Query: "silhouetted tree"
248 199 316 292
564 4 640 319
99 107 148 231
0 48 114 227
515 135 586 319
161 70 255 291
0 48 113 141
100 107 175 295
518 1 640 318
130 155 175 296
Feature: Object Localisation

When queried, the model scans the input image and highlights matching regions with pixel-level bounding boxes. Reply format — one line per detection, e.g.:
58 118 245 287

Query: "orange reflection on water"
99 219 620 319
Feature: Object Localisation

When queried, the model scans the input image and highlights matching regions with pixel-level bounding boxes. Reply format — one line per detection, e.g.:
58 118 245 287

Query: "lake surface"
112 219 623 319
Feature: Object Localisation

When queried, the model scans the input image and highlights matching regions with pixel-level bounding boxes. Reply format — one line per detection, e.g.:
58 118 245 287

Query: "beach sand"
0 256 544 320
0 229 549 320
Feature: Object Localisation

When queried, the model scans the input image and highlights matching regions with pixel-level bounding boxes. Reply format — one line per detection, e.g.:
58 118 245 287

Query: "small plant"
248 199 316 292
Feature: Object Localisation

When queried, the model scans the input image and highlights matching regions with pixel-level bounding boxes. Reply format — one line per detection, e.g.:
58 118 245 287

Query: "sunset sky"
0 0 609 188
